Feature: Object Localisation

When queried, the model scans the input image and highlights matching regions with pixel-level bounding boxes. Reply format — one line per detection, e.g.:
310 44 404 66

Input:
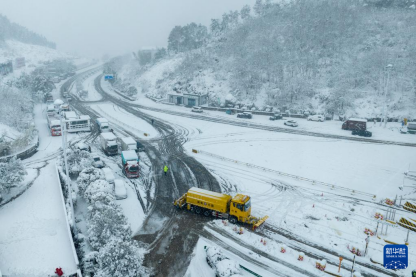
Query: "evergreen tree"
96 240 146 277
240 5 251 21
0 157 27 195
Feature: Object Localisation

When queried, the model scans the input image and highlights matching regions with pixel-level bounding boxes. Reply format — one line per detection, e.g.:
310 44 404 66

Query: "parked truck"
46 110 62 136
96 118 110 133
408 122 416 134
121 150 139 178
174 187 268 229
120 137 137 151
342 118 367 131
100 132 118 156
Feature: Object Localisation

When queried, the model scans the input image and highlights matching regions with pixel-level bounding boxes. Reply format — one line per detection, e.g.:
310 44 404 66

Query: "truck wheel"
203 210 211 217
229 217 237 224
194 206 202 214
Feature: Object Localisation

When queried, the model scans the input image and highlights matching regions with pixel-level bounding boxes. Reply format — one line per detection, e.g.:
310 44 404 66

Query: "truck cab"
121 150 139 178
229 194 251 223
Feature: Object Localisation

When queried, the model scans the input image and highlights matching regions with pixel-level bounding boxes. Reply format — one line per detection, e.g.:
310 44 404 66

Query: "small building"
167 92 208 107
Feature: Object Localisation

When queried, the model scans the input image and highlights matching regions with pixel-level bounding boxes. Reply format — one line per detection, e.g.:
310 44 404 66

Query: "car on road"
191 106 203 113
352 129 372 137
136 141 145 152
237 112 252 119
92 156 104 168
75 142 89 152
284 120 298 127
114 179 127 200
307 114 325 122
269 113 282 121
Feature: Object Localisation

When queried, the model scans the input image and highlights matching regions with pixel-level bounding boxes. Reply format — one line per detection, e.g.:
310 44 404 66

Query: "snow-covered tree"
84 179 114 204
0 157 27 195
154 48 167 61
240 5 251 21
61 148 93 175
87 200 131 249
253 0 264 16
95 240 146 277
77 167 104 196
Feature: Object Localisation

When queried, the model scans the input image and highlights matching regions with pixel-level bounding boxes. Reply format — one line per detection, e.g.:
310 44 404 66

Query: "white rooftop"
64 111 77 119
54 99 64 105
96 118 108 123
100 132 117 141
121 137 136 144
348 118 367 122
122 150 138 161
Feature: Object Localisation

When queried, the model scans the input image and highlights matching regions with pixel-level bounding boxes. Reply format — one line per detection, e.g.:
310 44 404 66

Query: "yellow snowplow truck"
174 187 268 230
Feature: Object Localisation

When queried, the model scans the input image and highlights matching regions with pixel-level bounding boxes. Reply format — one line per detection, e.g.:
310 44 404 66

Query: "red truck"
342 118 367 131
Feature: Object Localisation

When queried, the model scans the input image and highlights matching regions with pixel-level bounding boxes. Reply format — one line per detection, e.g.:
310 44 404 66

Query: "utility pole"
61 117 75 228
382 64 393 128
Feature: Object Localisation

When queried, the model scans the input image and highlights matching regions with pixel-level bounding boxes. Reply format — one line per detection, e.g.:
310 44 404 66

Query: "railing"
55 164 81 276
193 149 375 198
0 136 39 162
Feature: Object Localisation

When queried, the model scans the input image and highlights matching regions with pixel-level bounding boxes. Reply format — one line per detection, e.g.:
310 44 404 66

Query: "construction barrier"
404 201 416 213
194 150 374 198
398 217 416 232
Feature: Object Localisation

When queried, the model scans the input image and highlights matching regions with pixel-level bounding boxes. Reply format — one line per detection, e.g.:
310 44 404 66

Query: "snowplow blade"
253 215 269 230
173 193 187 209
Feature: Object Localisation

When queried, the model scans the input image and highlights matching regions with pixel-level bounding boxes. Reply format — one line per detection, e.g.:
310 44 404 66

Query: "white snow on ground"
0 162 77 276
116 179 145 233
79 71 103 101
137 107 416 276
89 102 158 140
186 236 310 277
135 56 183 95
0 122 22 140
0 40 72 75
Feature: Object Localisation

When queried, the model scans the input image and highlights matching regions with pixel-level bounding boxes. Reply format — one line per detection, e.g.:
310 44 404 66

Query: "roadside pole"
61 117 76 228
364 235 370 257
338 257 343 273
351 255 356 277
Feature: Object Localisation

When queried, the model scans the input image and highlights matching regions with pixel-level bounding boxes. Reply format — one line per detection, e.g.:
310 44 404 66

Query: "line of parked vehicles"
74 141 128 200
45 98 91 136
191 105 376 137
96 118 145 179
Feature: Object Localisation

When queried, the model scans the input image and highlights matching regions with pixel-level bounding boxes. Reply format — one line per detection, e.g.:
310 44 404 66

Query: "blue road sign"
384 245 408 270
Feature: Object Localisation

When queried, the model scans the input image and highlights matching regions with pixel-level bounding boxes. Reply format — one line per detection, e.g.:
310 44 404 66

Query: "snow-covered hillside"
0 40 89 76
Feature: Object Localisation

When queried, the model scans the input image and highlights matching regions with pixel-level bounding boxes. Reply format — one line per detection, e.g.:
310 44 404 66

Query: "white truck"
46 110 62 136
100 132 118 156
120 136 137 151
96 118 110 133
46 106 61 136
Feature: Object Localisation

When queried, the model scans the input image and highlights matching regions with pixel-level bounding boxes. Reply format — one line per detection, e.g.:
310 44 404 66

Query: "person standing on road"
151 119 154 125
164 165 169 176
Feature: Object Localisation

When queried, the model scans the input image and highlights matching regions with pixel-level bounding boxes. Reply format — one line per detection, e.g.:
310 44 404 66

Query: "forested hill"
135 0 416 118
0 14 55 49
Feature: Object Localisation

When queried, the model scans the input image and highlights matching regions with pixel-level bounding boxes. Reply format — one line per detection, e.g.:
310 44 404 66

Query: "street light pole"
61 117 75 228
382 64 393 128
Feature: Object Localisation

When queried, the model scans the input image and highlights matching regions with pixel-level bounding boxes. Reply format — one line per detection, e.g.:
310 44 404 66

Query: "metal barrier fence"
55 164 82 276
193 149 375 198
0 136 39 162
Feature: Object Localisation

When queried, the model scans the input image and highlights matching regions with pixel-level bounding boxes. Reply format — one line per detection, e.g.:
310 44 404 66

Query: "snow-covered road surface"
0 162 78 276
